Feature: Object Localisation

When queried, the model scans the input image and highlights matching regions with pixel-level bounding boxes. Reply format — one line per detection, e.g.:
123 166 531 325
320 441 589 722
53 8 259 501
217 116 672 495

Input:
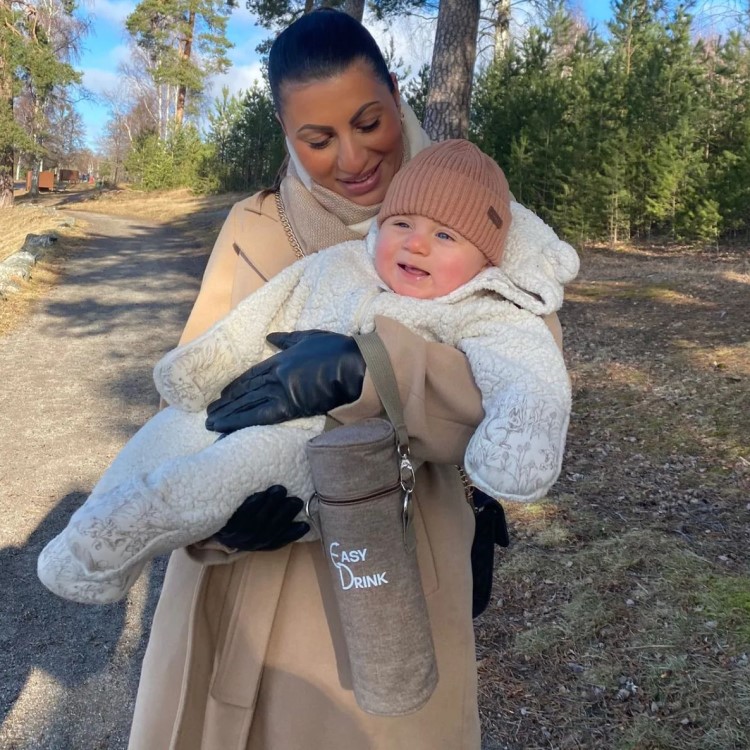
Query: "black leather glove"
214 485 310 551
206 330 366 434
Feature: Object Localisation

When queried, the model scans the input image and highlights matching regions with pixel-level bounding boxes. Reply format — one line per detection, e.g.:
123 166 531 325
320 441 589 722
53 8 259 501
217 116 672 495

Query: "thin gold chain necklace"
274 190 305 261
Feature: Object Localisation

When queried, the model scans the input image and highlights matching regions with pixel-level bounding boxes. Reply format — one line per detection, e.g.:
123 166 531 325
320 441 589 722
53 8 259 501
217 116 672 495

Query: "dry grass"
0 195 89 336
69 186 245 223
0 205 81 263
477 241 750 749
0 234 88 337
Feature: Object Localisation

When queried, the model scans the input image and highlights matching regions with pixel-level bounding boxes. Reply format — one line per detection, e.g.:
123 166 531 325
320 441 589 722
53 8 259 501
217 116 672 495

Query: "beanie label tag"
487 206 503 229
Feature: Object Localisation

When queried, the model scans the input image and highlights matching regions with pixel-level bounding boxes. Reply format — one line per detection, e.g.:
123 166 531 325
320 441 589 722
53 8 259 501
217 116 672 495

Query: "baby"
38 140 579 604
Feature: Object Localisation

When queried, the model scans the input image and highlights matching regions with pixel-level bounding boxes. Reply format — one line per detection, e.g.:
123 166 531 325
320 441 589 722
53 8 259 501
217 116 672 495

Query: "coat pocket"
209 546 292 708
413 494 439 597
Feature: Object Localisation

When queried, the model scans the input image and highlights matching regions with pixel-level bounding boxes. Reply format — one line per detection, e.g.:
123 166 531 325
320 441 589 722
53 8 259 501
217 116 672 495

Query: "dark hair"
268 8 394 115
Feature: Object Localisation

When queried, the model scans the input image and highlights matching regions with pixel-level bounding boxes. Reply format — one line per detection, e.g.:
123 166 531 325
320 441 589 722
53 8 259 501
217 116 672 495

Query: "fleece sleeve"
459 308 571 502
153 258 311 411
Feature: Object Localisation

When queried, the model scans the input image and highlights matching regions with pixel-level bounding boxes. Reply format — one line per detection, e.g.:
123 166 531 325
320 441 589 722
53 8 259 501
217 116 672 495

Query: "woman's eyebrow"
296 123 334 135
349 101 380 123
295 101 381 135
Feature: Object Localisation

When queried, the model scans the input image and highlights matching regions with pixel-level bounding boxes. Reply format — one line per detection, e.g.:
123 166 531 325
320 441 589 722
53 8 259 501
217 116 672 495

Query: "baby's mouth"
399 263 429 278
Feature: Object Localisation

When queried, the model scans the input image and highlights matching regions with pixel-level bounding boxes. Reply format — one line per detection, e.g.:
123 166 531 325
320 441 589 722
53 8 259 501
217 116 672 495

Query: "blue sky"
77 0 269 148
72 1 636 150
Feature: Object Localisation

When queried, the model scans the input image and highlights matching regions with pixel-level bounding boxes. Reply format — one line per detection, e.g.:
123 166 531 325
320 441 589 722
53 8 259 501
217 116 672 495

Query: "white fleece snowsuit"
37 202 579 604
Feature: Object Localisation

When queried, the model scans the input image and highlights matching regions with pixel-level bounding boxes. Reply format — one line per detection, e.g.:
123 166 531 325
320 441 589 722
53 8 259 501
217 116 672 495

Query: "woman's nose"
336 135 368 175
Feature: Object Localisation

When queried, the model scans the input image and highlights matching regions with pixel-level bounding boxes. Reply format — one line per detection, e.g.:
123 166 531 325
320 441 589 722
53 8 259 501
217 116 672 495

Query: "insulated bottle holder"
305 418 438 716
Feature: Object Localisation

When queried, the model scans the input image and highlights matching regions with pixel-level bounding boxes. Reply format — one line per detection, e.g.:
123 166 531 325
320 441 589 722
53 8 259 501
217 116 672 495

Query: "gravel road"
0 209 212 749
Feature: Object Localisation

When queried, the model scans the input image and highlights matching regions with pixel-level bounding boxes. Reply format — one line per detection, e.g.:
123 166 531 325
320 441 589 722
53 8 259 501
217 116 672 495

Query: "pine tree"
0 0 81 206
708 30 750 236
402 64 430 123
201 82 284 192
422 0 480 140
126 0 234 129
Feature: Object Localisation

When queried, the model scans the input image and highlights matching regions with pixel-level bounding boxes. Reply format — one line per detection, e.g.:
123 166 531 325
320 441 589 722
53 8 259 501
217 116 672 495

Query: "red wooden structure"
25 171 55 191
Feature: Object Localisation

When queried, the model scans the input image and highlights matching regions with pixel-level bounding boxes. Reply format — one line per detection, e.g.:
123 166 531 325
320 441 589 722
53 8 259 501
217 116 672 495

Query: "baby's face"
374 215 489 299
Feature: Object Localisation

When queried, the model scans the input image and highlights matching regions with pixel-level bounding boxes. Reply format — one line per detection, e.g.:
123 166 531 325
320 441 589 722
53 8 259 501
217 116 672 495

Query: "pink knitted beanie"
378 139 512 266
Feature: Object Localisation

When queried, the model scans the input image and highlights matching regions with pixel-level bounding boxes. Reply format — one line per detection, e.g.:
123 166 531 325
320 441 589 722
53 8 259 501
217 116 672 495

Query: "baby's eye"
436 231 455 241
393 220 410 229
358 119 380 133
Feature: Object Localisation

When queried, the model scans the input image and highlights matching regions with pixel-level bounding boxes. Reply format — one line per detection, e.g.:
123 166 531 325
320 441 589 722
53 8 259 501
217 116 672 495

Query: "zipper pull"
305 493 322 542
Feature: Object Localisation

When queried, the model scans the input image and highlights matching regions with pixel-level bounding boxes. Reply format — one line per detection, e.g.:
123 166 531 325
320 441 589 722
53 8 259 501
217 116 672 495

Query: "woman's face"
278 62 404 206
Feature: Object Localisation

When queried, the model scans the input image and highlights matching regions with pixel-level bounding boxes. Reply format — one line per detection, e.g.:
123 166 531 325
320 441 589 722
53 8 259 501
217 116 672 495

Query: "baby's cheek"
373 242 392 281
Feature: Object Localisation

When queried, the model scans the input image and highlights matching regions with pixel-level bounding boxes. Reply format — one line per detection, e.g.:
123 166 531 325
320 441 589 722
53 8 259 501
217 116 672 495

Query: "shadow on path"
0 492 167 749
0 207 221 747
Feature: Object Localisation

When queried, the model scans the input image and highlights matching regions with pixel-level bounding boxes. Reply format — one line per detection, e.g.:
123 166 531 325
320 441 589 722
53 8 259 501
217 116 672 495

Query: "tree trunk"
423 0 480 141
0 145 13 207
175 9 196 127
0 32 14 208
340 0 365 22
493 0 510 58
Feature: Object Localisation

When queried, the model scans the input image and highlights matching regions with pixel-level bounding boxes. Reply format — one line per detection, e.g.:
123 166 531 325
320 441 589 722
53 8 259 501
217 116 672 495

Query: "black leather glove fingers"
214 484 310 551
206 330 366 434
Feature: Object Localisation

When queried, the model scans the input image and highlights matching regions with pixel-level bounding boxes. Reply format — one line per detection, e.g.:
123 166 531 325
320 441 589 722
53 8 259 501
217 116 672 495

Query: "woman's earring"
399 109 405 122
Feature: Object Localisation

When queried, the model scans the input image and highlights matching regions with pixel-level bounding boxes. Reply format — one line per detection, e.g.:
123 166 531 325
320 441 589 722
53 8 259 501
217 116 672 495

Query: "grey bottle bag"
304 331 438 716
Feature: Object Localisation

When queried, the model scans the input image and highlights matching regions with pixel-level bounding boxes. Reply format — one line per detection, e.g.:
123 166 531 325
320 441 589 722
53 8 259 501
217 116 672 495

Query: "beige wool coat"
128 192 563 750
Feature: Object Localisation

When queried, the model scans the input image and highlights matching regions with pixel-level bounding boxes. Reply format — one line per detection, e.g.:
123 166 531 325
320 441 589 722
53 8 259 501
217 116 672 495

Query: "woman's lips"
337 162 382 197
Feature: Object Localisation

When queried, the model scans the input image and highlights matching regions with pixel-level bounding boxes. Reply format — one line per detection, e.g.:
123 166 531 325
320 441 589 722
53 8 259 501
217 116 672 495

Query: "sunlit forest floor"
2 187 748 748
478 244 750 749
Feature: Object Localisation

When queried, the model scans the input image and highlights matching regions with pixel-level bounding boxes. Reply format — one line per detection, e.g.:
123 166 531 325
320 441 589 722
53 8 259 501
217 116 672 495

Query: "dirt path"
0 209 211 749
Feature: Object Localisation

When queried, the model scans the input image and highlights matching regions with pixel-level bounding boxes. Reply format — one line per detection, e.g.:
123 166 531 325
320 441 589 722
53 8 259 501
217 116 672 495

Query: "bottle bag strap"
323 331 416 545
323 330 408 451
352 331 409 453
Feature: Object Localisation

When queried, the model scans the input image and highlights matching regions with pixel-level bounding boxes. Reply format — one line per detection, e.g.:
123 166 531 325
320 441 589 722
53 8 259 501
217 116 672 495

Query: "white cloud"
209 62 265 99
229 4 265 30
81 68 122 96
108 43 132 66
87 0 136 26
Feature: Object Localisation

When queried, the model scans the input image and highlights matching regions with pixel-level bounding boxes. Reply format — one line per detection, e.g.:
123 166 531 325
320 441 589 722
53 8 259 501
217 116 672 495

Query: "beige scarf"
279 102 431 256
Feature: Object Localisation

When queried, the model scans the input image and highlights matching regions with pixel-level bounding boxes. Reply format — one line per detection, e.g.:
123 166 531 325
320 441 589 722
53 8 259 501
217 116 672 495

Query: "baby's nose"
404 232 429 254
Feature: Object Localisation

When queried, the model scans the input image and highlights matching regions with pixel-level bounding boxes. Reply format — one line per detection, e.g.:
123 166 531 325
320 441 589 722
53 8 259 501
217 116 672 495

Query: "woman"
128 10 564 749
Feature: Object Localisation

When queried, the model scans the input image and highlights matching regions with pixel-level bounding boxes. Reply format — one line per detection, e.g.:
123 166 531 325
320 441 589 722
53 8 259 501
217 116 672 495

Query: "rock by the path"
0 233 59 297
23 234 58 251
